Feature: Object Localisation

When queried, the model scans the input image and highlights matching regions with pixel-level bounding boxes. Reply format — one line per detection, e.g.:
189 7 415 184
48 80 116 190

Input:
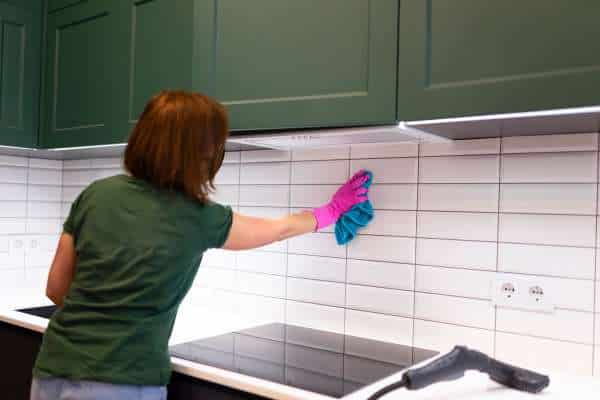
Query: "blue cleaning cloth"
335 171 374 245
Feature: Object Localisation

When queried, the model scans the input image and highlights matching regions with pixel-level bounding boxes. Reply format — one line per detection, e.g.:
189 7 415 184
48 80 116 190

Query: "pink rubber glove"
312 170 370 230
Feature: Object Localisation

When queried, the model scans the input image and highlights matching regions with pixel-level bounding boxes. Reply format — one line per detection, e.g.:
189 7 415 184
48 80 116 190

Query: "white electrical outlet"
491 275 555 313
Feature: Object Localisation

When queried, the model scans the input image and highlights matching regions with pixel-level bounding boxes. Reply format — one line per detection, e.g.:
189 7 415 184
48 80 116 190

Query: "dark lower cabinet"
0 321 268 400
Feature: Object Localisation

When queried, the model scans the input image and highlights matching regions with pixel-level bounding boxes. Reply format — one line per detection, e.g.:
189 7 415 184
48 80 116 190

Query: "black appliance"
169 323 438 398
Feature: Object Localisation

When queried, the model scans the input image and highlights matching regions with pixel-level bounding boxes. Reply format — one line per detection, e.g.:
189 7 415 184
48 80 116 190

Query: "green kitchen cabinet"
0 0 42 148
212 0 398 131
124 0 212 130
398 0 600 121
40 0 130 148
47 1 86 13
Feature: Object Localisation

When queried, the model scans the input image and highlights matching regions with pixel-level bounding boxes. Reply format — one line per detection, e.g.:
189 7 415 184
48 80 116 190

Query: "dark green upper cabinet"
398 0 600 121
0 0 42 148
213 0 398 131
125 0 212 128
40 0 130 148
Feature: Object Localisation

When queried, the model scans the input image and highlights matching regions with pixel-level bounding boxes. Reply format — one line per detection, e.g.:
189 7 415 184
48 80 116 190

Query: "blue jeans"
31 377 167 400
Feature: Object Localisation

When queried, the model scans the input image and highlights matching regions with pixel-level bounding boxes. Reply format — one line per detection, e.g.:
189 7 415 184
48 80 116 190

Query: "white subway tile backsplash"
345 310 413 345
0 202 26 218
241 150 291 163
419 155 499 183
350 143 418 159
287 278 345 307
214 164 240 185
348 235 415 264
415 292 494 330
291 160 348 184
236 271 285 298
28 168 62 185
286 300 345 334
0 219 26 235
240 162 289 185
413 320 494 354
27 202 62 218
0 155 27 167
350 158 417 184
2 134 599 378
416 266 494 300
200 249 236 269
417 212 498 242
369 184 417 210
62 170 100 186
236 251 286 275
502 133 598 154
236 294 285 322
63 160 92 169
223 152 241 164
290 185 336 208
346 285 413 317
0 184 27 201
0 166 27 183
26 219 61 234
499 213 596 247
420 138 500 157
287 254 346 283
360 210 416 237
211 185 239 206
501 152 598 183
29 159 62 169
288 233 346 258
416 238 496 271
498 243 595 280
239 185 289 207
497 308 594 344
61 186 85 202
292 147 350 161
28 185 61 202
500 184 597 215
346 259 414 291
0 251 24 268
495 332 593 375
418 184 499 212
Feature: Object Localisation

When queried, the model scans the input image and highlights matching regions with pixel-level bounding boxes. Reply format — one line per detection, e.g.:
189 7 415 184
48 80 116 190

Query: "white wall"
0 155 62 309
1 132 599 378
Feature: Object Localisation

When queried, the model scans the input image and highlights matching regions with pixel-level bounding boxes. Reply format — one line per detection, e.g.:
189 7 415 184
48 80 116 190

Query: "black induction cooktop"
169 323 438 398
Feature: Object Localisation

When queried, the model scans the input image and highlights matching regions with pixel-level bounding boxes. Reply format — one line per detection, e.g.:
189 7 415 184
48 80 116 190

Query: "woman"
31 91 369 400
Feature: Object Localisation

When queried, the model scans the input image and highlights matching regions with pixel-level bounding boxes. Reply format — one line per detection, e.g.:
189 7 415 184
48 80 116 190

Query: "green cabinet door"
124 0 212 129
40 0 130 148
0 0 42 148
212 0 398 131
398 0 600 121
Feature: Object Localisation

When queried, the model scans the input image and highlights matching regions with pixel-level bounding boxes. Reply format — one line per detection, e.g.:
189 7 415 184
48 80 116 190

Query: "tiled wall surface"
1 133 599 378
0 155 63 309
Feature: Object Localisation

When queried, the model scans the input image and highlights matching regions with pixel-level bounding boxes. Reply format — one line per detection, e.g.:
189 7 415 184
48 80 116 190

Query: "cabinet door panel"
127 0 210 125
398 0 600 121
0 1 41 148
42 0 129 148
214 0 397 130
48 0 86 13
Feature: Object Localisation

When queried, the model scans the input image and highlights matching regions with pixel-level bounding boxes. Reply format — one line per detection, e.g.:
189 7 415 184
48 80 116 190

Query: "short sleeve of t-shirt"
202 202 233 249
63 190 86 235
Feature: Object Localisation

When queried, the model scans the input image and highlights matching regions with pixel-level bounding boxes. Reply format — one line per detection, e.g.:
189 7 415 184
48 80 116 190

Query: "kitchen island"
1 307 598 400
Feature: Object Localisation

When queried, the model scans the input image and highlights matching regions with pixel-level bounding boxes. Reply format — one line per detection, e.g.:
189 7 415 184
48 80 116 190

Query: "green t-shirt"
33 174 233 386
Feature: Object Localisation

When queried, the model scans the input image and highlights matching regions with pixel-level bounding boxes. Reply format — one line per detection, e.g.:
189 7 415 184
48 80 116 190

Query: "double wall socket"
491 275 555 313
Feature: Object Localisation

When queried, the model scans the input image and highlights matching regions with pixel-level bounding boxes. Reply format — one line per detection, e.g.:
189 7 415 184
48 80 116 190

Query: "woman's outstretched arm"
222 211 317 251
222 170 369 251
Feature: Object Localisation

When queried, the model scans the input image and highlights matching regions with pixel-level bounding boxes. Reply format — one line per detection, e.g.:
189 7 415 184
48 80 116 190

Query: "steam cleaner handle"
403 346 550 394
